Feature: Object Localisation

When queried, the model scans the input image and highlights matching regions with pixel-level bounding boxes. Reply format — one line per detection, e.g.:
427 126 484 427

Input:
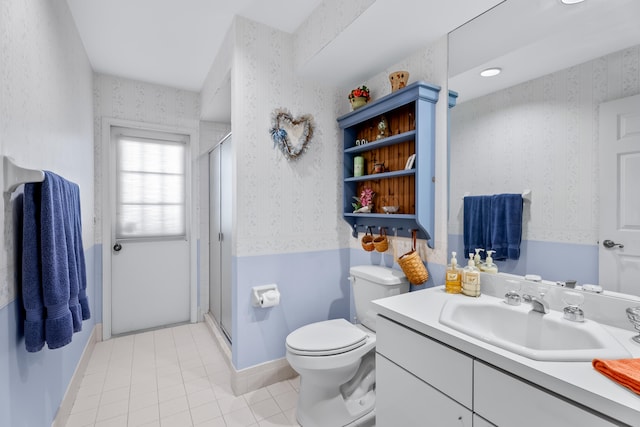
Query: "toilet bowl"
286 265 409 427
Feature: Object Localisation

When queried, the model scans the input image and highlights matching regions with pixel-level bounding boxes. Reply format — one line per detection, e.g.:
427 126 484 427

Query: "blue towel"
490 194 523 260
22 172 89 352
22 183 45 352
463 195 492 257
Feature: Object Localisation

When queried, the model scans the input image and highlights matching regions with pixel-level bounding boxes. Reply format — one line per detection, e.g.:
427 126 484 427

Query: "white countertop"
372 286 640 426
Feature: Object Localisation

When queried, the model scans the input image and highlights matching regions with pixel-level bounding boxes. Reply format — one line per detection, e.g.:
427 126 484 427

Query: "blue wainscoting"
0 245 98 427
234 248 352 370
448 234 598 285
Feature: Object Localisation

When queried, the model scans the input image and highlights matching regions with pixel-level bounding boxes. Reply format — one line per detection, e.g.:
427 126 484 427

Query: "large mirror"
447 0 640 294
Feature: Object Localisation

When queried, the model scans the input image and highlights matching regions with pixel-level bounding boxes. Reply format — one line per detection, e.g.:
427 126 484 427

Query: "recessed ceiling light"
561 0 585 4
480 68 501 77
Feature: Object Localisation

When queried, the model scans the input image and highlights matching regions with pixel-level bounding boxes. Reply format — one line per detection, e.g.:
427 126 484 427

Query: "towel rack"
2 155 45 193
462 189 531 202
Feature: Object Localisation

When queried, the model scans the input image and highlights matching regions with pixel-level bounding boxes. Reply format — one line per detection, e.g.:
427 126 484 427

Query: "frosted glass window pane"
116 134 186 239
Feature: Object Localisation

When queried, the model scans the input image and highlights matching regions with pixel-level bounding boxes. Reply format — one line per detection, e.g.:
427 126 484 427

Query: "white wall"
92 73 201 244
0 0 95 425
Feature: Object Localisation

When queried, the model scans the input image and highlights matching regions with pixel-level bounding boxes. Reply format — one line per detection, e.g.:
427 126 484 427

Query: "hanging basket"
374 228 389 252
361 228 375 252
397 230 428 285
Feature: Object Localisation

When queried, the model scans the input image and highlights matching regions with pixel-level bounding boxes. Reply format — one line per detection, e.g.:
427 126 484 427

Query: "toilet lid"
286 318 368 356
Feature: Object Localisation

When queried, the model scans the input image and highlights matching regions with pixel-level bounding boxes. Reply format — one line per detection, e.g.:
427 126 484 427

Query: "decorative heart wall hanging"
270 108 315 160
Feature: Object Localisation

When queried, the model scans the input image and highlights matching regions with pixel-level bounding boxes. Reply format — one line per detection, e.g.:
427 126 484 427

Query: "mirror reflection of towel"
490 194 523 260
463 193 523 260
463 196 492 257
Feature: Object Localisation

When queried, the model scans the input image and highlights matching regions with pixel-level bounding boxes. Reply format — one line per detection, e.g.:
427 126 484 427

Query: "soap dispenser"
462 252 481 297
445 252 462 294
480 250 498 274
473 248 484 270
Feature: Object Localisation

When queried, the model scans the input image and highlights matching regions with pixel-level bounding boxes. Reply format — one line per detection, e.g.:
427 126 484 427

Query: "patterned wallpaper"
92 73 201 243
346 38 450 266
0 0 94 308
449 45 640 245
294 0 375 70
232 17 349 256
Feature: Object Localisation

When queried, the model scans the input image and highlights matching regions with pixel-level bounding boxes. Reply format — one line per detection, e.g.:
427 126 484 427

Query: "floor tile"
160 409 193 427
189 401 222 425
249 397 281 421
223 407 257 427
65 322 299 427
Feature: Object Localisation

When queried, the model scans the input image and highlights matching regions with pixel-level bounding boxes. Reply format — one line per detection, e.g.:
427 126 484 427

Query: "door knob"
603 239 624 249
113 242 122 252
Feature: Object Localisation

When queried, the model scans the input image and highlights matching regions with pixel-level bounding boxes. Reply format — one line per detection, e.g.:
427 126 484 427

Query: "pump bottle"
462 252 481 297
473 248 484 270
480 250 498 274
445 252 462 294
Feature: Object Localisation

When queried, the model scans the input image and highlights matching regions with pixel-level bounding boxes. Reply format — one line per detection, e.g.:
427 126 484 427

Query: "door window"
113 127 188 240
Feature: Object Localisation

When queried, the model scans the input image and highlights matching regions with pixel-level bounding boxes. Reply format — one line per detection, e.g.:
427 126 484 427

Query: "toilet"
286 265 410 427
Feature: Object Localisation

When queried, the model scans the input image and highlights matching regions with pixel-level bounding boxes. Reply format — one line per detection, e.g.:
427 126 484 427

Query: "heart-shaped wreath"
270 108 315 160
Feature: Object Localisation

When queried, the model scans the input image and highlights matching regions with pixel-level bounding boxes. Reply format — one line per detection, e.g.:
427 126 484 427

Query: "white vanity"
372 274 640 426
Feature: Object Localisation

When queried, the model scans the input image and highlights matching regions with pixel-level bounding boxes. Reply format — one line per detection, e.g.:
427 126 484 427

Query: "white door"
599 94 640 296
209 134 232 341
110 126 191 335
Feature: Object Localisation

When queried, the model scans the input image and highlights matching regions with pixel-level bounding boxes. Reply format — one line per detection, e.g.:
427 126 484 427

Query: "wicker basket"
374 228 389 252
397 230 428 285
361 228 375 251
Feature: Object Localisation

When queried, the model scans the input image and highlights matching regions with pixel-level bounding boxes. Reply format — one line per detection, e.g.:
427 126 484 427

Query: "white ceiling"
65 0 500 93
66 0 640 112
449 0 640 103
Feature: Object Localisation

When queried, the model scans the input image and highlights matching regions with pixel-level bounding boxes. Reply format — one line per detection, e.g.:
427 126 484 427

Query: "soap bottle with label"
480 250 498 274
445 252 462 294
462 252 481 297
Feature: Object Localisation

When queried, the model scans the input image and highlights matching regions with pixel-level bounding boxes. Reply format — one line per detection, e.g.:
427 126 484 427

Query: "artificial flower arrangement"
348 85 370 102
352 187 375 213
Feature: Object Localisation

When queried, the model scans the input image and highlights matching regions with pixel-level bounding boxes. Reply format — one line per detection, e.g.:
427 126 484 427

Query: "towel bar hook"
2 155 45 193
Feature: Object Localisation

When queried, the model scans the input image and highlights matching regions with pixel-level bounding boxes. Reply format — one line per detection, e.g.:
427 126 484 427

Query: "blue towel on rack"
22 172 89 352
22 183 45 352
490 193 523 260
463 195 492 257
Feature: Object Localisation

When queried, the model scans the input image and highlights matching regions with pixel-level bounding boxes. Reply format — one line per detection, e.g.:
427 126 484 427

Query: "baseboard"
51 323 101 427
202 313 296 396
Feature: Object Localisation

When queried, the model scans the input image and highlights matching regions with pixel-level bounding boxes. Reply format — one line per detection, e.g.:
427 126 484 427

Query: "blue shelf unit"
338 81 457 243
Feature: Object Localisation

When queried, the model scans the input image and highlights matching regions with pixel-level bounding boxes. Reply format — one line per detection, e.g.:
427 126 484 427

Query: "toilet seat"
286 318 368 356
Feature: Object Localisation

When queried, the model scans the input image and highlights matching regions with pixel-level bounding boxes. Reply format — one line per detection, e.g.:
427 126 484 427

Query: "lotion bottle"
445 252 462 294
462 253 481 297
481 250 498 274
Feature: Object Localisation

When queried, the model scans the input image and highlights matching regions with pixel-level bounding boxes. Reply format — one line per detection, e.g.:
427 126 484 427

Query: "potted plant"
348 85 370 110
352 187 375 213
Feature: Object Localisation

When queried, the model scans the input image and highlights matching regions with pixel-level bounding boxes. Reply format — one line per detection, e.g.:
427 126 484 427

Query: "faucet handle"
562 291 585 322
504 280 522 306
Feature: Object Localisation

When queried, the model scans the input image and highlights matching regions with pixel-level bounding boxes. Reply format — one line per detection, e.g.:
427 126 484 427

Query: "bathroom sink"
438 297 631 361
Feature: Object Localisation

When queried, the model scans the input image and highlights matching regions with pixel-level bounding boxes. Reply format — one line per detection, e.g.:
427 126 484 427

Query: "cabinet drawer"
474 361 620 427
377 354 472 427
376 315 473 408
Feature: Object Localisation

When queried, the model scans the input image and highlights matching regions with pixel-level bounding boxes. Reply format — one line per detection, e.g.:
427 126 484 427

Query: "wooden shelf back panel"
361 140 414 174
357 175 415 215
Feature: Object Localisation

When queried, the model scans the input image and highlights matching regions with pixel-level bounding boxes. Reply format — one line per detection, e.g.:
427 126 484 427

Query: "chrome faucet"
530 296 550 314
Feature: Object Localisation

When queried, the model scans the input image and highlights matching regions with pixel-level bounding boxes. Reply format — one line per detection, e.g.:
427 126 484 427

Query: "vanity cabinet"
376 315 624 427
474 362 620 427
337 81 457 241
376 316 473 425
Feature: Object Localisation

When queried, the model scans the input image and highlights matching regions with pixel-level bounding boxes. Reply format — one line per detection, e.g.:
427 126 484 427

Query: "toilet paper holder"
251 284 280 307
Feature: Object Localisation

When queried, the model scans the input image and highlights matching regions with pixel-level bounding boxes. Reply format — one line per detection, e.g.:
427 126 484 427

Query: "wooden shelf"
338 81 452 241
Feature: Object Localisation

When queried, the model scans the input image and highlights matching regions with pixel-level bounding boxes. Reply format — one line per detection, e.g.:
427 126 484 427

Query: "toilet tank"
350 265 410 332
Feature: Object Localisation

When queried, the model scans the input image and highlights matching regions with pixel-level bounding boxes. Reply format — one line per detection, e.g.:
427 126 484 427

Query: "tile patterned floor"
64 323 301 427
